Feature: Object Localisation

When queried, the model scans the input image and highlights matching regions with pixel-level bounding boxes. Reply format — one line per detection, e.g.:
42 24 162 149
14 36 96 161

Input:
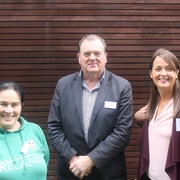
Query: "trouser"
141 172 151 180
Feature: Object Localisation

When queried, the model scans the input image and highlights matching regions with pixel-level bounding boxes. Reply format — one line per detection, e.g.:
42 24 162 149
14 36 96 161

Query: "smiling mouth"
2 115 14 119
159 78 168 81
159 79 169 84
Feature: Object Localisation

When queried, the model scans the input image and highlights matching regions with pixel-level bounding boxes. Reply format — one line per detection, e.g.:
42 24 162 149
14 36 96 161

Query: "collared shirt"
147 99 173 180
79 70 105 143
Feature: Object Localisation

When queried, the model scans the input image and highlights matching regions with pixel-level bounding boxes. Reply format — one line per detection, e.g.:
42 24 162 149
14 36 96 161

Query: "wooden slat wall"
0 1 180 179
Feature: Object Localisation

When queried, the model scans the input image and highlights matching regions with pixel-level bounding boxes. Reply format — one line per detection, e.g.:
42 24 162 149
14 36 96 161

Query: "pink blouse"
147 99 173 180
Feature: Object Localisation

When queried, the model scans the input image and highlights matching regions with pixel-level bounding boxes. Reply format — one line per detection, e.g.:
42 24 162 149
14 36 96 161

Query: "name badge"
20 142 30 155
104 101 117 109
176 118 180 131
28 140 37 149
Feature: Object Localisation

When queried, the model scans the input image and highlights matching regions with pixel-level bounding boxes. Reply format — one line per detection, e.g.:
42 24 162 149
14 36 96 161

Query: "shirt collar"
79 69 105 83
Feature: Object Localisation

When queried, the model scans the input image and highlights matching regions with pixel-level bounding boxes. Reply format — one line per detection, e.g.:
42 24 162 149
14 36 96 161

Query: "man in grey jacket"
47 34 133 180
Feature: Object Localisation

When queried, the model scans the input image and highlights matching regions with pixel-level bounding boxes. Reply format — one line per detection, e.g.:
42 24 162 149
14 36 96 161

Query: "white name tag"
20 141 30 155
104 101 117 109
176 118 180 131
27 140 36 149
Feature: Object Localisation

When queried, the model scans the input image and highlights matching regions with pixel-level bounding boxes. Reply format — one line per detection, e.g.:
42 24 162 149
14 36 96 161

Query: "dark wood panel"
1 51 180 58
1 2 180 10
0 69 149 76
0 1 180 180
0 75 151 83
0 57 162 64
1 21 180 28
1 33 180 40
1 9 180 16
1 39 180 46
1 27 180 34
0 15 180 21
1 0 180 3
0 45 180 53
0 63 146 69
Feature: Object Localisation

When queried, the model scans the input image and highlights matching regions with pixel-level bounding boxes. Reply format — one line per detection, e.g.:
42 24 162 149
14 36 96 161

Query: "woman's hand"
134 105 148 126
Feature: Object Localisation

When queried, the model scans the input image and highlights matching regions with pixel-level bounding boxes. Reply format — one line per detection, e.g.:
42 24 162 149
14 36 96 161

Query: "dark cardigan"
137 118 180 180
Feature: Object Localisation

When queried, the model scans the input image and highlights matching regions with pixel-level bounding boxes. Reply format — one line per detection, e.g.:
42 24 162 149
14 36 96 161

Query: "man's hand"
69 155 94 179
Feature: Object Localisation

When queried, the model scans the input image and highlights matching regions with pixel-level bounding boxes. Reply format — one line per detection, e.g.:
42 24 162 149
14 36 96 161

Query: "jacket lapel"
71 71 112 132
72 73 84 130
89 70 112 129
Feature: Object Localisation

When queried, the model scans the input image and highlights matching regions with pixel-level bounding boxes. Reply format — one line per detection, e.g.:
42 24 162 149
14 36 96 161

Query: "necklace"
160 104 164 109
159 98 171 109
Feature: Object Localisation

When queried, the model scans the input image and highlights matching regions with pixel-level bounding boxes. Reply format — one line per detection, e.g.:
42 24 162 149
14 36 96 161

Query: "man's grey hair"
78 34 107 53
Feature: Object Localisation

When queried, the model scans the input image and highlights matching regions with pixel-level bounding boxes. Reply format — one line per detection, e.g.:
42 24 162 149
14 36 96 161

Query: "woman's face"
0 89 22 131
150 56 179 93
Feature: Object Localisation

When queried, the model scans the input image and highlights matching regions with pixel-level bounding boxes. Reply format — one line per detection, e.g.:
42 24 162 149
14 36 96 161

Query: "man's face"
77 38 107 76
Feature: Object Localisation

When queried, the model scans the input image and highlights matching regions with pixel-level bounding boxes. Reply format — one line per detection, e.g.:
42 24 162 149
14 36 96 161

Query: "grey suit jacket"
48 69 133 180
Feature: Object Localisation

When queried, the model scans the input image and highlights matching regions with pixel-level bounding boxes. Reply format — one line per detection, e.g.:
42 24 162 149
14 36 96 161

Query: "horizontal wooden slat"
0 16 180 21
1 0 180 3
1 2 180 9
1 51 180 58
1 39 180 46
1 21 180 28
0 33 180 40
1 9 180 16
1 28 180 34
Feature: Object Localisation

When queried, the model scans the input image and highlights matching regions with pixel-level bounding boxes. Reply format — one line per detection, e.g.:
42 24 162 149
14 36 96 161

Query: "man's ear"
77 53 79 59
77 53 80 64
105 53 108 63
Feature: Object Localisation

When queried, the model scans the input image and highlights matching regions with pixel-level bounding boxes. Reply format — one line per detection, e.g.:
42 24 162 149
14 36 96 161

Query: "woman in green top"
0 81 50 180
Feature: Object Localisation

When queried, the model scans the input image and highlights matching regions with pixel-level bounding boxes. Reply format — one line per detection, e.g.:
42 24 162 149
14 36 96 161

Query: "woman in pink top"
134 48 180 180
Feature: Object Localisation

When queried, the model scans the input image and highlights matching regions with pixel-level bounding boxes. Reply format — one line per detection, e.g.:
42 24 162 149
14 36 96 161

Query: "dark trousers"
141 172 151 180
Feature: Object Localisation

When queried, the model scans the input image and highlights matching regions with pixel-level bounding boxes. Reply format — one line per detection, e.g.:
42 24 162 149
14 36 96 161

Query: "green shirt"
0 117 50 180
